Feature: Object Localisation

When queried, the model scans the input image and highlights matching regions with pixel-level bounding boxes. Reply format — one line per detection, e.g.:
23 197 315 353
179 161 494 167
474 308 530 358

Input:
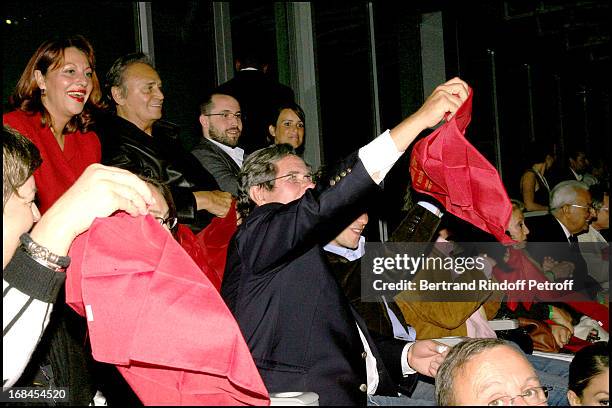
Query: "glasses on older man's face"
487 385 550 406
155 215 178 230
259 172 315 186
569 203 595 212
204 111 243 121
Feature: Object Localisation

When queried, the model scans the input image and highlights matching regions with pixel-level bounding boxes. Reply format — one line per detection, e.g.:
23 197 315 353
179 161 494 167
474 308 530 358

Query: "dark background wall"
3 0 609 239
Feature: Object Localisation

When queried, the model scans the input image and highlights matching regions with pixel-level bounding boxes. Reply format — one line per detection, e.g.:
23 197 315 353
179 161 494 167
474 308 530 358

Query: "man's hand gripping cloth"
410 87 514 244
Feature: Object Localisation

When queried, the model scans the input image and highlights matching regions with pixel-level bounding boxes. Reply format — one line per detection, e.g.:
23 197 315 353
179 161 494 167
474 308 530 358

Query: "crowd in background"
2 35 609 406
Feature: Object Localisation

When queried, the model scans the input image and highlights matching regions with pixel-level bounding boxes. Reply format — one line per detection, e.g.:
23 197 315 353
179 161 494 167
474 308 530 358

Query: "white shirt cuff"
358 129 403 185
401 342 417 376
417 201 443 218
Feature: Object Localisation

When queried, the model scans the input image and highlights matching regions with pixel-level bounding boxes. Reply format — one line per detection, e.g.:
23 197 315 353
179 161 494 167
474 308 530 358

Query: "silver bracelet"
19 233 70 271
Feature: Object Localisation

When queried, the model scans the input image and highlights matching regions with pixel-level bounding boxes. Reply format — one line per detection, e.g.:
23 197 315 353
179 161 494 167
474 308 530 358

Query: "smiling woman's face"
36 47 94 126
270 108 304 149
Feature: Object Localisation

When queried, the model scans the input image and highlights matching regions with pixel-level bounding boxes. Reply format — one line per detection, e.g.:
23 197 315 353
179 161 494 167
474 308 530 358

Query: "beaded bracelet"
19 233 70 272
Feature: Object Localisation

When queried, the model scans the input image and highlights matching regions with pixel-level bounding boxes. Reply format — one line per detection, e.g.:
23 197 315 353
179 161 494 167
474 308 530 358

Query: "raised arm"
389 78 469 152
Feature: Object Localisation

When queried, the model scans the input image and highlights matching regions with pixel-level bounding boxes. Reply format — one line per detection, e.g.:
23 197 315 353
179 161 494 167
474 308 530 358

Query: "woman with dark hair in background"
567 341 609 406
520 141 556 211
268 101 306 152
3 35 103 214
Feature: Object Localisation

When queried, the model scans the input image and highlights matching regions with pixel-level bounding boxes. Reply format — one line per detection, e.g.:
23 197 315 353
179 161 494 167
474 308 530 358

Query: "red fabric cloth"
493 247 554 311
65 213 269 406
493 247 608 331
176 201 238 292
562 336 599 353
3 110 101 213
409 88 513 244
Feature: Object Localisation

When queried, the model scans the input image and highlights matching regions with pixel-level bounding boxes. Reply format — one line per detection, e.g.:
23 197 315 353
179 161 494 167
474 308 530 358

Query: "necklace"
532 165 550 191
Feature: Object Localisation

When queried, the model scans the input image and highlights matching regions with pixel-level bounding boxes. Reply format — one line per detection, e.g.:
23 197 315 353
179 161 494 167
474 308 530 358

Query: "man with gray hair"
549 180 594 235
221 78 470 405
97 52 232 231
526 180 601 296
526 180 593 243
435 338 548 406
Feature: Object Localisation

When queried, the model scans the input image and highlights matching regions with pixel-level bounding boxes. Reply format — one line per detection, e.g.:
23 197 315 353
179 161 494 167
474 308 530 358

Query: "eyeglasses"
487 385 551 406
259 172 315 186
155 215 178 230
203 111 243 121
569 203 595 212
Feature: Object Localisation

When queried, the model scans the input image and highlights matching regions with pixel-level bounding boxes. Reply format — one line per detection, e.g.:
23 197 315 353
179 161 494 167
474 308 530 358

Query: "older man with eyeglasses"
221 78 471 405
526 180 602 297
436 338 552 406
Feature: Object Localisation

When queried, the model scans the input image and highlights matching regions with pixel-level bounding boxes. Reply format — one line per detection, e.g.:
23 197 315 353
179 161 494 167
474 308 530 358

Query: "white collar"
324 236 366 261
570 168 583 181
207 137 244 167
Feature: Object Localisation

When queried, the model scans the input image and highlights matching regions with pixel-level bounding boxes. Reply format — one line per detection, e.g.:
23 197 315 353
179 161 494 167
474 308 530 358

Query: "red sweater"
4 110 101 214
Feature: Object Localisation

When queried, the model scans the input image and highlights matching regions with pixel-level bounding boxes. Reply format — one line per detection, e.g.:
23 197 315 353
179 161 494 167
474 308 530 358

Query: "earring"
40 88 46 96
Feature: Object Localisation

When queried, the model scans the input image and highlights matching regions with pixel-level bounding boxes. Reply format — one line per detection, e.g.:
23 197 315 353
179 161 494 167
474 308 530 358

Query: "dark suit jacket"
549 165 581 187
525 214 599 296
525 214 570 243
221 154 417 405
97 115 219 230
325 252 419 397
191 138 241 196
216 69 295 154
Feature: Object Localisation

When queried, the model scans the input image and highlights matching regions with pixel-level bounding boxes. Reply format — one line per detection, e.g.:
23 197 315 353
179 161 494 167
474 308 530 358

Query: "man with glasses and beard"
192 93 244 196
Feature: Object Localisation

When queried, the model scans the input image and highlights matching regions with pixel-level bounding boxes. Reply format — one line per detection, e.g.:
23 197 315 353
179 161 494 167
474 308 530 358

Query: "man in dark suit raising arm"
221 78 469 405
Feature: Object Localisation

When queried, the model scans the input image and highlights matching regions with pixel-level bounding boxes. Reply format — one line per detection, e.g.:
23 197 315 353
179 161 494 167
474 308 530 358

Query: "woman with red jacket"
4 35 103 213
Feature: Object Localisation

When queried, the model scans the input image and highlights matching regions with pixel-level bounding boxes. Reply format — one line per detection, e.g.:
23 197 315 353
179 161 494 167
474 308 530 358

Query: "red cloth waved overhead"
410 88 514 244
65 212 269 406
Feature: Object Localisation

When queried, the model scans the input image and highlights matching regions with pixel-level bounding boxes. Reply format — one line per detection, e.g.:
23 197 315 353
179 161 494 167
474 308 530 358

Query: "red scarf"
176 201 238 291
66 212 268 405
410 88 514 244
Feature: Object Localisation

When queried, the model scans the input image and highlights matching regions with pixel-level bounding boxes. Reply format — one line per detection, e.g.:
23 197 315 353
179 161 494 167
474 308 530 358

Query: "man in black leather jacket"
97 53 231 231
